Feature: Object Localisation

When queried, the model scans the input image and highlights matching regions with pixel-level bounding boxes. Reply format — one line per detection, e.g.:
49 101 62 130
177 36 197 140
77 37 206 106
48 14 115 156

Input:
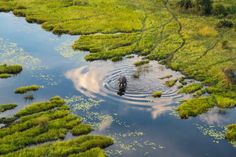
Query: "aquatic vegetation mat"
226 124 236 147
177 96 215 119
15 85 41 94
0 64 22 77
0 104 17 113
0 96 113 156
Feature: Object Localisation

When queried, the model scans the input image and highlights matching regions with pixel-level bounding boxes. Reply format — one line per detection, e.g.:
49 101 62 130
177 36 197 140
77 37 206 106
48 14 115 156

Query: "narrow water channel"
0 12 236 157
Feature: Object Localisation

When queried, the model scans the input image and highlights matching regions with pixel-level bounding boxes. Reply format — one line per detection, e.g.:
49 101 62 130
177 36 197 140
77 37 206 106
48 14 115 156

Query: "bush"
213 4 228 17
177 0 194 10
216 20 234 28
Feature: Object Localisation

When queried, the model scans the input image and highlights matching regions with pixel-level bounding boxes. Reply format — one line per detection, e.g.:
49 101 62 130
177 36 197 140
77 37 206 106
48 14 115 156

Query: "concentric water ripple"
65 57 186 107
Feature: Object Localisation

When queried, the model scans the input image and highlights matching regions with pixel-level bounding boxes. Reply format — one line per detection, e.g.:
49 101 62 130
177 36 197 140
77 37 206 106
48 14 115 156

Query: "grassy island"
15 85 41 94
226 124 236 146
152 91 162 98
177 96 215 119
0 96 113 156
179 83 202 94
0 104 17 113
0 64 22 78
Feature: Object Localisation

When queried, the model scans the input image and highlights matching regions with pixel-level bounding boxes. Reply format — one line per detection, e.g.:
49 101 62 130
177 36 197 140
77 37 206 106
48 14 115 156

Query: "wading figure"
117 76 127 96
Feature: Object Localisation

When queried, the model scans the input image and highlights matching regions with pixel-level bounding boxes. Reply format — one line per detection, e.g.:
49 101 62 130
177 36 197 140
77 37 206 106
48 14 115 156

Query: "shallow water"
0 12 236 157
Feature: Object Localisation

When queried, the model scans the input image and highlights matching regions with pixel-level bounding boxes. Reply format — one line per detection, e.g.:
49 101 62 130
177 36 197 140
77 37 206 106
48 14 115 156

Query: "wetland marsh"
0 0 236 156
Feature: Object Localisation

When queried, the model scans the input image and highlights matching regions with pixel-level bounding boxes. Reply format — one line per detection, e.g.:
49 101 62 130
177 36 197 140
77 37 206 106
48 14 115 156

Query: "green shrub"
216 20 234 28
213 4 228 17
177 0 194 10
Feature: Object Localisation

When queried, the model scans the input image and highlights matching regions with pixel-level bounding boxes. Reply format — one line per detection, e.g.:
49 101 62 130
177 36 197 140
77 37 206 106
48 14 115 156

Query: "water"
0 12 236 157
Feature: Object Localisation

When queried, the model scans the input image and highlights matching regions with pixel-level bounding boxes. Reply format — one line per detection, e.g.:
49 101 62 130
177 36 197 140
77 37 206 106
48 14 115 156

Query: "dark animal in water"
117 76 127 96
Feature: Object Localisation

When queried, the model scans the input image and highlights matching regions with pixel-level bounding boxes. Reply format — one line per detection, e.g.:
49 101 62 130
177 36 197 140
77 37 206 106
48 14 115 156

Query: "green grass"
0 64 22 75
15 85 41 94
152 91 162 98
0 96 113 156
215 95 236 108
226 124 236 145
165 79 178 87
0 104 17 113
179 83 202 94
177 96 215 119
0 74 11 79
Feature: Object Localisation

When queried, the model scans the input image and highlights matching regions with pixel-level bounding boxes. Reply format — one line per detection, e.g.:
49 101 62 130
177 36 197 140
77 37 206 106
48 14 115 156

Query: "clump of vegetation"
179 83 202 94
134 60 149 67
198 26 218 37
193 89 206 97
111 56 122 62
177 0 194 10
15 85 41 94
213 4 228 17
0 64 22 77
216 20 234 28
72 124 93 136
215 95 236 108
226 124 236 145
152 91 162 98
177 96 215 119
0 73 11 79
165 79 178 87
0 96 113 155
0 104 17 113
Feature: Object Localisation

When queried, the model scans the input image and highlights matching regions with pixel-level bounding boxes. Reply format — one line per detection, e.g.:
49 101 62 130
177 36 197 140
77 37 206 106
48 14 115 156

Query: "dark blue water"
0 12 236 157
